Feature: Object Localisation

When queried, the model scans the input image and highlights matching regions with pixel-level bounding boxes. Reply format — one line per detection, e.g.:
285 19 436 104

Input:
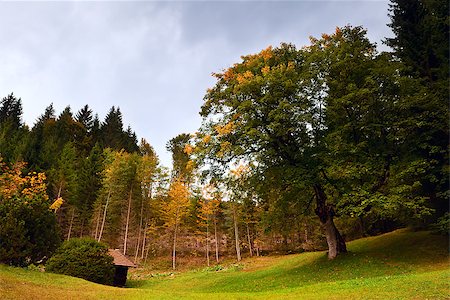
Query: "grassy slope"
1 229 448 299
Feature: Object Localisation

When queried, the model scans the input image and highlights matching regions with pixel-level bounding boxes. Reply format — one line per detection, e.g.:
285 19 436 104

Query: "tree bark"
79 218 84 238
141 220 147 260
214 219 219 263
67 207 75 240
124 187 133 255
97 190 111 242
172 221 178 270
134 194 145 263
246 222 253 257
145 233 151 263
206 219 210 266
233 202 241 261
314 184 346 259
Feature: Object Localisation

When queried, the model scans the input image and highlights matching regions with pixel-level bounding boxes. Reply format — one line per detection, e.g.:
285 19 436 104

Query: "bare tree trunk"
214 219 219 263
145 236 151 263
97 190 111 243
314 184 346 259
141 220 147 260
206 219 210 266
124 187 133 255
56 184 63 224
172 221 178 270
57 184 62 199
134 195 145 263
94 208 101 240
79 218 84 238
304 220 309 244
233 203 241 261
246 222 253 257
67 208 75 240
134 234 141 263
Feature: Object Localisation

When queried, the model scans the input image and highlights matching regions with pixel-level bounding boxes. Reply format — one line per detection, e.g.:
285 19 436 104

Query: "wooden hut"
108 249 136 287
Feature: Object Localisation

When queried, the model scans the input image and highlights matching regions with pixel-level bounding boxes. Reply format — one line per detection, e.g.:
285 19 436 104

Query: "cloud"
0 1 392 167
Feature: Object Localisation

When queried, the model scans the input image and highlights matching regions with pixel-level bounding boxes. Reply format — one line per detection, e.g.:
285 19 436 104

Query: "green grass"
1 229 448 299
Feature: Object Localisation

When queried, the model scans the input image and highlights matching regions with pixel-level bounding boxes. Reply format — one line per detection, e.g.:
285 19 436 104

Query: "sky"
0 0 393 167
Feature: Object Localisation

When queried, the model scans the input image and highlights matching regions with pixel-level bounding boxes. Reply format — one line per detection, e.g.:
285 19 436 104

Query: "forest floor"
0 229 448 299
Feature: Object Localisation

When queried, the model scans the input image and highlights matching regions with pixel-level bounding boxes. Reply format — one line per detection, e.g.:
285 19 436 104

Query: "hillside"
0 229 448 299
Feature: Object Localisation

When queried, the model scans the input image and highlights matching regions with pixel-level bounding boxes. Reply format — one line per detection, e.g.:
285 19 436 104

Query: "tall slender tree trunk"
94 208 101 240
57 184 62 199
141 220 147 260
134 233 141 263
124 186 133 255
246 222 253 257
206 220 210 266
172 220 178 270
134 195 145 263
314 184 347 259
214 219 219 263
232 202 241 261
97 190 111 242
359 216 365 237
79 218 84 238
67 208 75 240
145 236 151 263
56 184 63 224
304 220 309 244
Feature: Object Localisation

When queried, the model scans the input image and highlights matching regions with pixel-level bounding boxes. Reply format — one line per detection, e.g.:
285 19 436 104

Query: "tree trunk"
246 222 253 257
135 195 145 263
141 220 147 260
359 216 365 237
97 190 111 242
79 218 84 238
145 233 151 263
232 203 241 261
206 220 210 266
134 232 141 263
172 221 178 270
214 219 219 263
94 208 101 240
124 187 133 255
314 184 346 259
67 208 75 240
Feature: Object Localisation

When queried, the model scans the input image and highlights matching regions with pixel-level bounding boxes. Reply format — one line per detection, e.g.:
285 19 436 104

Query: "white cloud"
0 1 392 167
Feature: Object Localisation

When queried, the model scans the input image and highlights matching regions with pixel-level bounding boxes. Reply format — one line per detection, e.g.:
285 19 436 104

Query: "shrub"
0 195 60 266
430 213 450 235
46 238 115 285
0 162 60 267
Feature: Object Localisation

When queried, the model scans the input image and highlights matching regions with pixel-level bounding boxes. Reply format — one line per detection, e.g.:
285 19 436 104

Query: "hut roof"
108 249 137 268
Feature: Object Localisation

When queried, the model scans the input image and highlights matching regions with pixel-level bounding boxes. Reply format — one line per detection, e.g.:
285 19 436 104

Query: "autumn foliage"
0 158 60 266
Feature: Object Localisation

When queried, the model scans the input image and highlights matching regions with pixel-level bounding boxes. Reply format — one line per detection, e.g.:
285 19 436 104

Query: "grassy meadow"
0 229 448 299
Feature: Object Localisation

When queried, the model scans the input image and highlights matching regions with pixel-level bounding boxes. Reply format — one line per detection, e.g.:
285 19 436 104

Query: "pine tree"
78 143 104 237
101 107 125 151
386 0 449 82
0 93 27 162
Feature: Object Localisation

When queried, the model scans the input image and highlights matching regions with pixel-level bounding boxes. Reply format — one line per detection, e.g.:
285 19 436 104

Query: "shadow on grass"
185 229 449 293
123 230 449 294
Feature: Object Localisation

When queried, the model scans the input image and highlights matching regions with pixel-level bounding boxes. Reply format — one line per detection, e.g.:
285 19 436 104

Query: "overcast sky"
0 1 392 167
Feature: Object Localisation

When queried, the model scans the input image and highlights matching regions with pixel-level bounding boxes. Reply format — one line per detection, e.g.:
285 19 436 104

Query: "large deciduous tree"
197 26 440 259
197 40 348 258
